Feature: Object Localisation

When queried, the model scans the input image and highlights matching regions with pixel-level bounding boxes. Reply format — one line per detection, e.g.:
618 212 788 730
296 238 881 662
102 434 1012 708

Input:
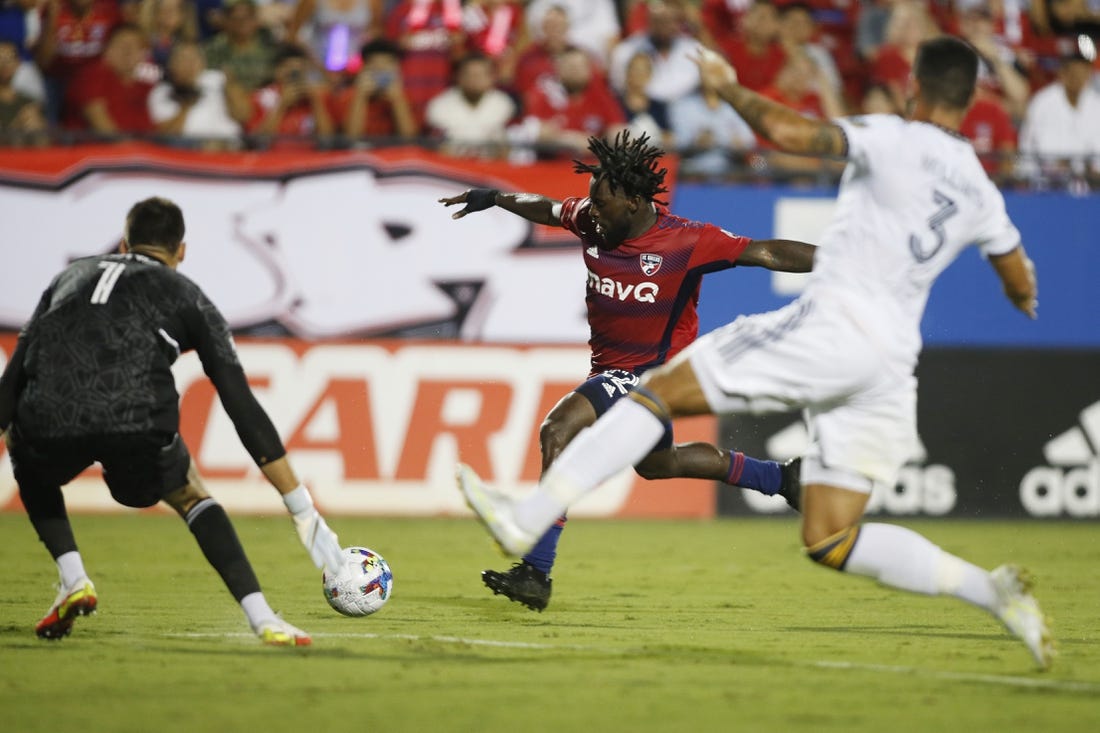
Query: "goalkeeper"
0 197 342 646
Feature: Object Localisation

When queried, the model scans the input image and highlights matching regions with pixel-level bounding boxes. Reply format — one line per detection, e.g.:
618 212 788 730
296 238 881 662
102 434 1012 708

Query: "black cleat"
482 562 552 612
778 456 802 511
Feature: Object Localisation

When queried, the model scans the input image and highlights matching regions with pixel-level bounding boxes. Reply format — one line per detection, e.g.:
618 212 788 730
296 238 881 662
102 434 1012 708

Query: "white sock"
513 489 568 537
240 591 277 631
56 551 88 589
845 523 998 612
513 398 667 535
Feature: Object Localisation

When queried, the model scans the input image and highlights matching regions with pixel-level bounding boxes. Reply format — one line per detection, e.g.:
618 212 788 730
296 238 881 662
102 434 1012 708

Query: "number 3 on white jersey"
909 189 958 263
91 261 127 304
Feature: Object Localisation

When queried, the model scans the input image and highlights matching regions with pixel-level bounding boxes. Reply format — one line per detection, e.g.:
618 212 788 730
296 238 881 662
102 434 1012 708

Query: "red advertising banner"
0 335 716 518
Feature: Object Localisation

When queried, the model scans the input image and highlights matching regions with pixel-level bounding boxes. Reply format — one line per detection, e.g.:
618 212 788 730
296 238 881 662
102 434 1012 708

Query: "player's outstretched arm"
188 300 344 573
207 361 345 573
439 188 563 226
691 46 847 158
262 456 345 574
737 239 816 272
989 246 1038 319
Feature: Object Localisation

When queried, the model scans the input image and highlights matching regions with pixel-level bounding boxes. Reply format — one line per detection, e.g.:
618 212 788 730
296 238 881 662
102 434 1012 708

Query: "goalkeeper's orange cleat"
36 579 97 640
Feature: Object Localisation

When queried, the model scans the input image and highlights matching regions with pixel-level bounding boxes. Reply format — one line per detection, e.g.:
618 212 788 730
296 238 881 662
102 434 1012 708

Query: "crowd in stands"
0 0 1098 183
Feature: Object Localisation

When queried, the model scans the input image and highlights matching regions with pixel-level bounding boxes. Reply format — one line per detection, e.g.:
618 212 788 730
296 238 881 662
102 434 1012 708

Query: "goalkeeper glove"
283 486 344 574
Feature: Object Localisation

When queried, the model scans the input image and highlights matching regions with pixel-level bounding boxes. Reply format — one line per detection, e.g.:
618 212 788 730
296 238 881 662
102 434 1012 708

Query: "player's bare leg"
163 463 310 646
801 482 1053 670
635 444 801 509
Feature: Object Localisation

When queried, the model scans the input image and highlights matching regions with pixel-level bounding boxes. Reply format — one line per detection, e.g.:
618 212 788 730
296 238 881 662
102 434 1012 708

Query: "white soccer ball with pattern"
322 546 394 617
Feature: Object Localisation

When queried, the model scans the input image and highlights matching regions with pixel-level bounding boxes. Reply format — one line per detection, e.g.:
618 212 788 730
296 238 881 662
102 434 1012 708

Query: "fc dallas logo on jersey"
639 253 663 276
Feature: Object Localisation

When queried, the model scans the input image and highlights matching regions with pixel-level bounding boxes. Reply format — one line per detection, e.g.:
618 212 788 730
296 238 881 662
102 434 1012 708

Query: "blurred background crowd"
0 0 1097 185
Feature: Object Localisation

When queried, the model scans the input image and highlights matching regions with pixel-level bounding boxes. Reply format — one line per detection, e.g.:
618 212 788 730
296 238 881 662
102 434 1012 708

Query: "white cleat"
455 463 537 557
991 564 1054 671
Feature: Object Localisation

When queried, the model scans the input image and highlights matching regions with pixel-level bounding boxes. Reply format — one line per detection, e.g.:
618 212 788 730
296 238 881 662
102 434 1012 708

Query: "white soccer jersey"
805 114 1021 368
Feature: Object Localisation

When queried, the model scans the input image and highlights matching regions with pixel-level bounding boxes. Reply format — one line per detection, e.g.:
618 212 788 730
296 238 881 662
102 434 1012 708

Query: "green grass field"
2 513 1098 732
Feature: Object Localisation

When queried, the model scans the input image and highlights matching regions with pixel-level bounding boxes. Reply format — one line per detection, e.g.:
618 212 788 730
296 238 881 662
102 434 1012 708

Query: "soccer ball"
322 546 393 617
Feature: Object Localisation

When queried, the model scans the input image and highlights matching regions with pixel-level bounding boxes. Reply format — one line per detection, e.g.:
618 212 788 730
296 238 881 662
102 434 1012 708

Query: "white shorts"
685 299 917 493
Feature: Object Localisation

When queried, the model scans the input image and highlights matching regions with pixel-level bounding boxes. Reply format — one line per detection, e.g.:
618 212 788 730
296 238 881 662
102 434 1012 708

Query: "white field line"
166 631 579 650
163 631 1100 694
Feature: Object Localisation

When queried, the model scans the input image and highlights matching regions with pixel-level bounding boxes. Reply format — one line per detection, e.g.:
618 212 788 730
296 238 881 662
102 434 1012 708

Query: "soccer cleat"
991 564 1054 671
778 456 802 511
482 562 552 612
35 578 98 640
455 463 537 557
257 618 312 647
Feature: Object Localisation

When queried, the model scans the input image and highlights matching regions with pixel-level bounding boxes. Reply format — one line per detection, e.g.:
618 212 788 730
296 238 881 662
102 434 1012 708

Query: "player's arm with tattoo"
692 47 848 158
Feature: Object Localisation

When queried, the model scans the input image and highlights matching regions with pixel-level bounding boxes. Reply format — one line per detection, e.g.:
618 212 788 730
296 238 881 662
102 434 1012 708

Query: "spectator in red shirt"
139 0 200 71
331 38 418 141
960 80 1018 176
719 0 786 92
512 3 575 98
797 0 862 107
520 45 626 154
758 51 845 176
63 23 156 136
385 0 468 128
701 0 750 52
777 3 842 98
624 0 711 44
760 51 843 118
870 0 938 111
247 44 334 145
462 0 526 84
36 0 121 120
957 4 1032 119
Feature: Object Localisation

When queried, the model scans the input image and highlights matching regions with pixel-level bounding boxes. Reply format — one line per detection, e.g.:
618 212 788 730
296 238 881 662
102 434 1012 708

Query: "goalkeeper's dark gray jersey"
0 252 285 465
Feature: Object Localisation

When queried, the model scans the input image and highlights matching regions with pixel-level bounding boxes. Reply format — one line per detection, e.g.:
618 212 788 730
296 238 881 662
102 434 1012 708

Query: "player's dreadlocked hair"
573 131 669 206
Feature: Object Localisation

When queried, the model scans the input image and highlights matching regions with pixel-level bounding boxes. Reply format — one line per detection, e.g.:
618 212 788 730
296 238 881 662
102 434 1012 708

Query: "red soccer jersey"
44 0 121 81
386 0 466 125
560 197 751 373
